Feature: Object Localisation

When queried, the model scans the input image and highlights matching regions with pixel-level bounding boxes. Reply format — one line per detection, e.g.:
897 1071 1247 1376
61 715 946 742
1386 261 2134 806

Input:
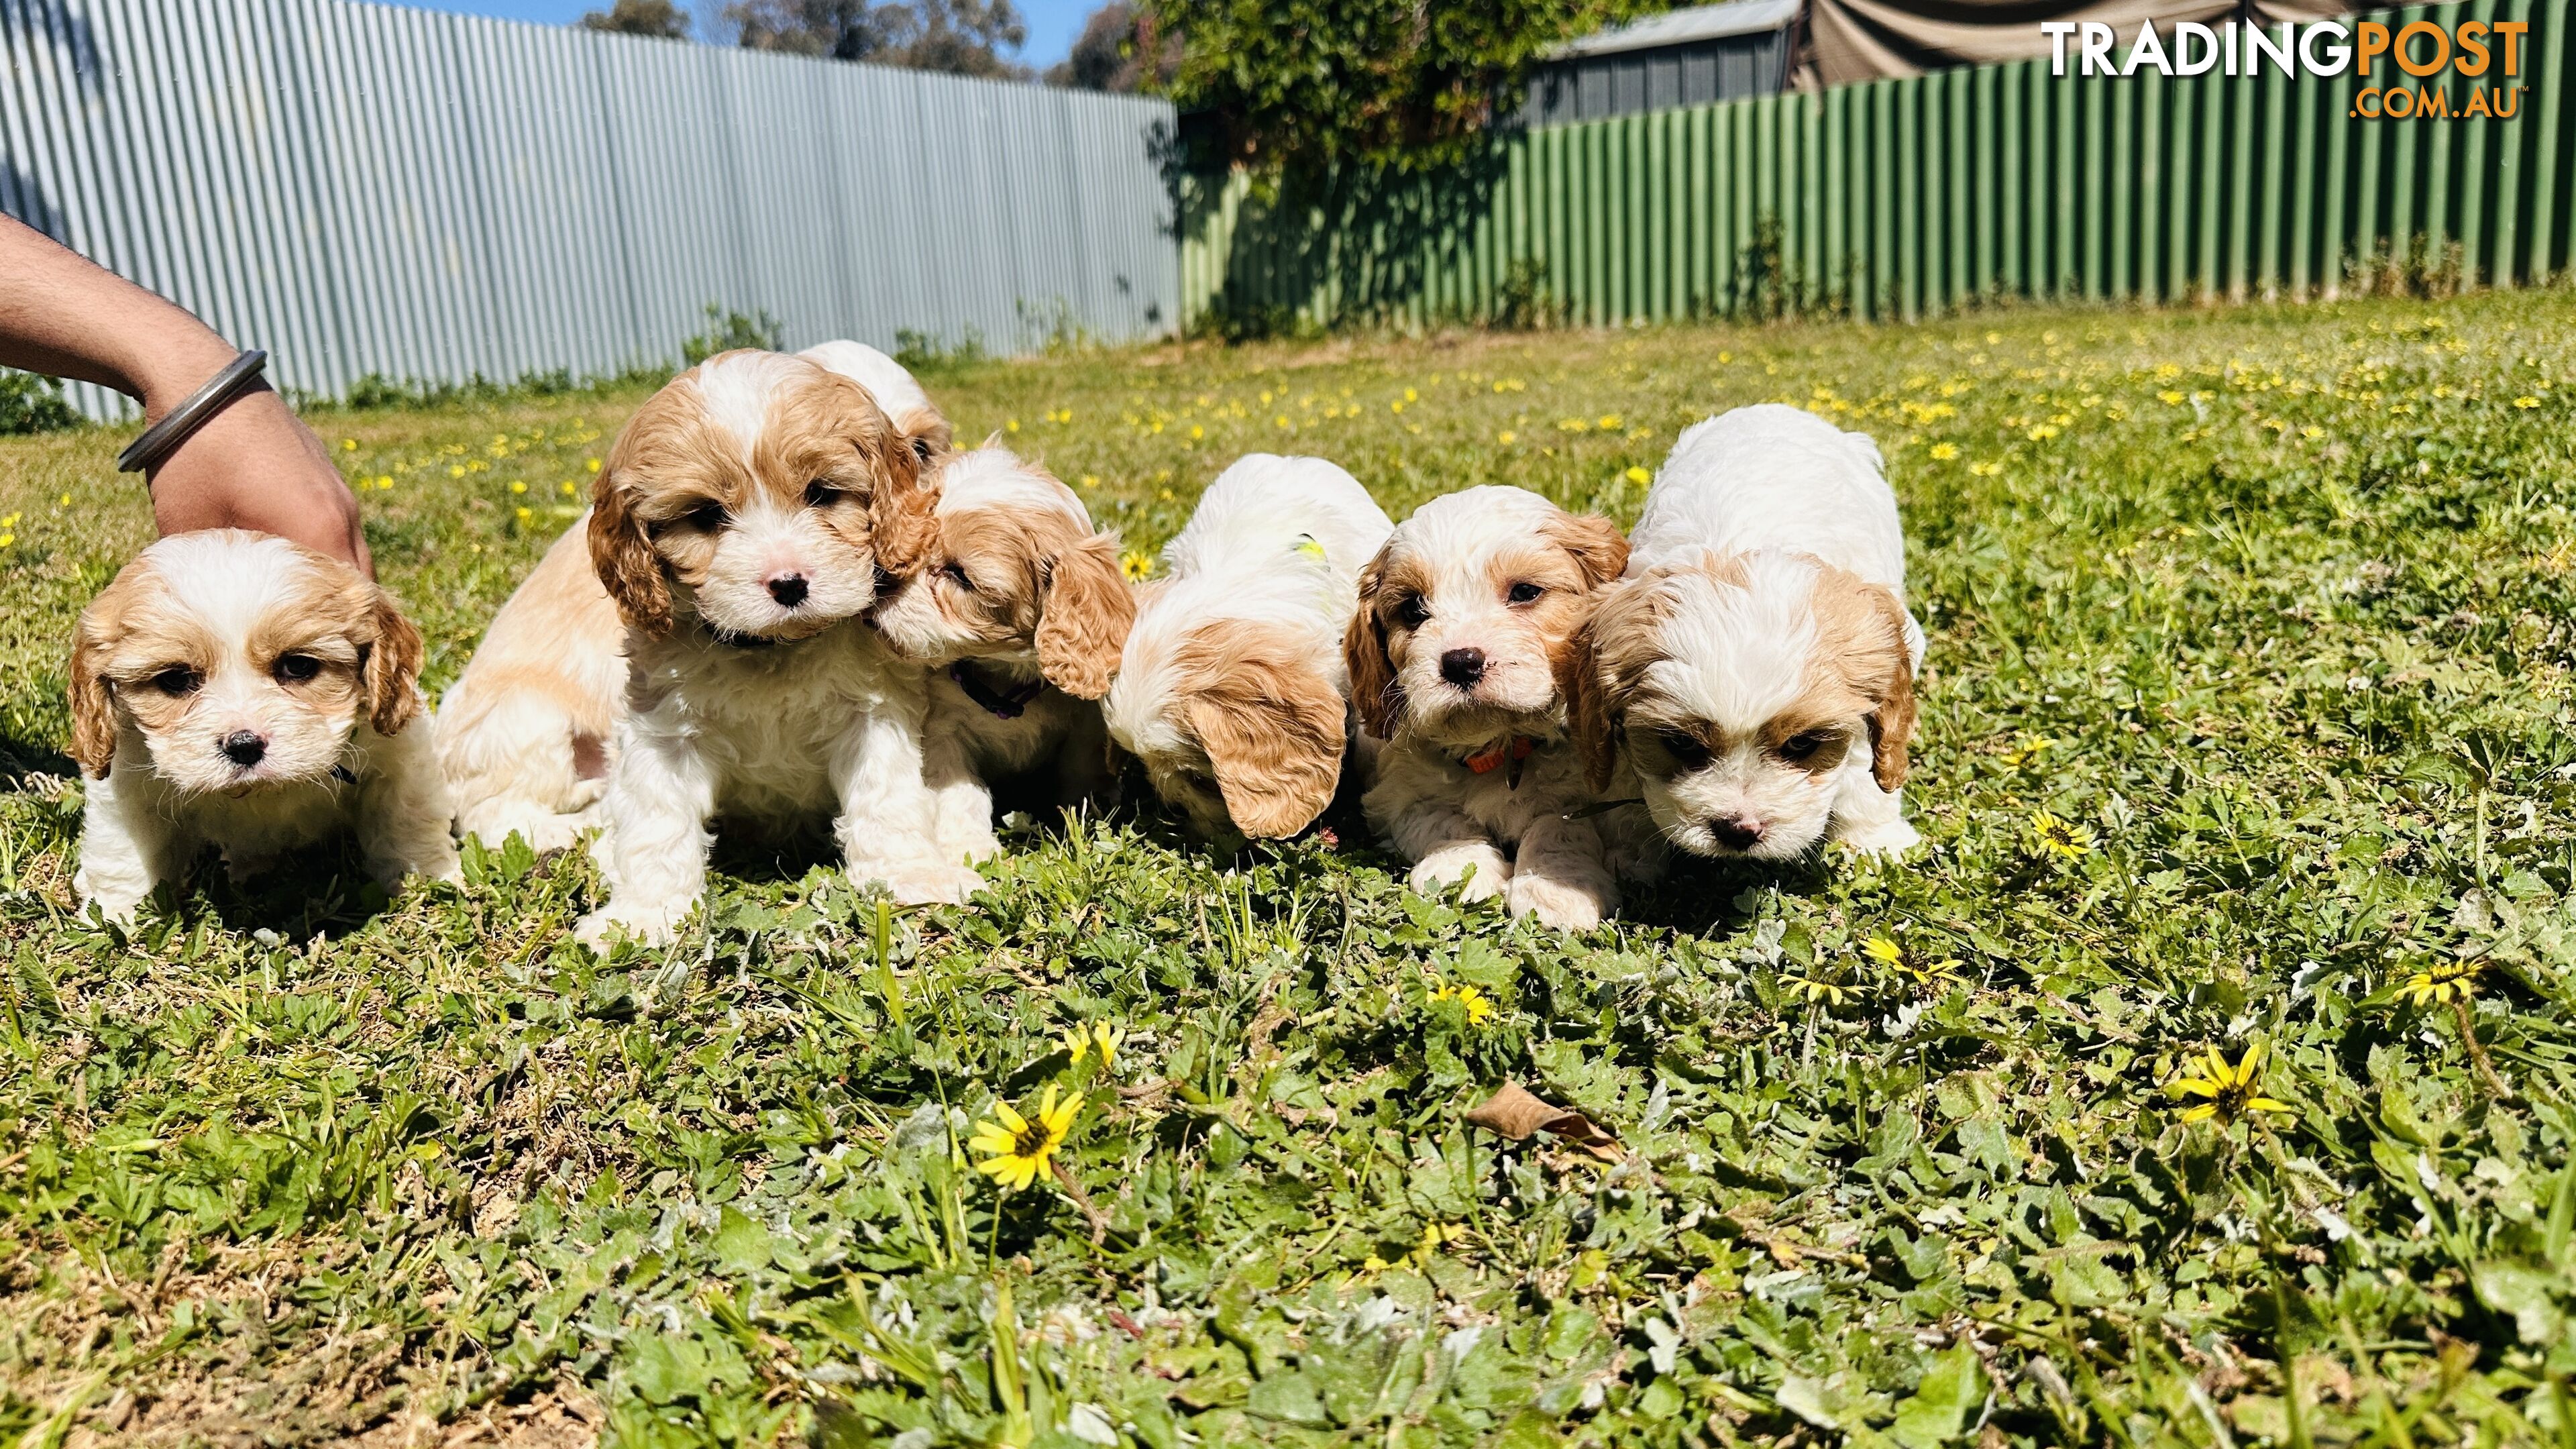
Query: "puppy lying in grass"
867 446 1134 867
1346 486 1654 929
1102 454 1392 844
1568 405 1924 861
68 530 458 922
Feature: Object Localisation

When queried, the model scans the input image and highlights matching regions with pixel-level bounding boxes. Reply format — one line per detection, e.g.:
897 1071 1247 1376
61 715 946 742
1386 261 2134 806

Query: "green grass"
4 294 2575 1448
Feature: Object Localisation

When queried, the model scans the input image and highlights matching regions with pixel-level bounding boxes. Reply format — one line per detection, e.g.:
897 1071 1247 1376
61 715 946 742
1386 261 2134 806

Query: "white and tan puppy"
1568 405 1923 861
437 341 949 853
1346 486 1646 929
68 530 459 922
1101 454 1392 843
574 348 966 950
868 447 1134 865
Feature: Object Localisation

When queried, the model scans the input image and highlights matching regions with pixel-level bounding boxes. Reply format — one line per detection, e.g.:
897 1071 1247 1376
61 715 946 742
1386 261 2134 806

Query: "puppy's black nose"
767 574 809 607
221 731 267 766
1440 647 1486 688
1709 816 1766 851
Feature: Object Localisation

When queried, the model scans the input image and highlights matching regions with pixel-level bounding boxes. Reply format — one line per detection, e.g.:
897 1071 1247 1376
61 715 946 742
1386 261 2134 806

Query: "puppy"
574 348 965 950
1101 454 1392 843
867 447 1134 865
68 530 459 922
437 341 949 853
1566 405 1924 861
1345 487 1646 929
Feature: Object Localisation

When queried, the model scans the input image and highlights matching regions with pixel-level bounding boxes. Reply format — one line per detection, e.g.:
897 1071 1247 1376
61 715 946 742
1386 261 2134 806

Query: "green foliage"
891 326 991 376
1146 0 1646 173
0 369 78 436
680 304 786 367
5 294 2576 1444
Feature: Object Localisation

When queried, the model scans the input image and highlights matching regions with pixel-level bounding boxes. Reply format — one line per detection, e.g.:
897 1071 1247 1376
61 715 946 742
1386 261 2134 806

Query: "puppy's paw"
873 861 985 907
1833 817 1922 858
575 902 688 953
1412 844 1510 902
1508 873 1605 932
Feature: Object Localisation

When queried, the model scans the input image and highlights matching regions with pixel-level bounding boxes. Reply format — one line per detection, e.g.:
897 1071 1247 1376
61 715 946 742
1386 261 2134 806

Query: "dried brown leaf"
1464 1081 1623 1162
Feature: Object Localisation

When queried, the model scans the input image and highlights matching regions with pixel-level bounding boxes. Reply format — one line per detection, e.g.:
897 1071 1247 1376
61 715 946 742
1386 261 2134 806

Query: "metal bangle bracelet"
117 348 268 474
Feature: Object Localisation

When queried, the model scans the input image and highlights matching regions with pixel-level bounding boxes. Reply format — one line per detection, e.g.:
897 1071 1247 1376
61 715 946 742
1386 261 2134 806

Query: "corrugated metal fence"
1181 0 2574 330
2 0 1179 418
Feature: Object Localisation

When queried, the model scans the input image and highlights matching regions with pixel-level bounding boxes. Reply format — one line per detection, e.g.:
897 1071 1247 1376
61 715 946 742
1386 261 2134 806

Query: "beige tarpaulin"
1803 0 2351 87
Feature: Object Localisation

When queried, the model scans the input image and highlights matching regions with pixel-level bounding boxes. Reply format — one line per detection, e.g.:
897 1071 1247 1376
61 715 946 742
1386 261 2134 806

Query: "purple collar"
949 661 1045 719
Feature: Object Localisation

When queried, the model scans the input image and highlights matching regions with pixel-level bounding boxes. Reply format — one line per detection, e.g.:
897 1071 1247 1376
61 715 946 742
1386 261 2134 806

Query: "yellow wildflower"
1497 431 1515 445
1929 442 1959 460
1120 550 1154 582
2029 809 2094 860
2514 396 2540 409
2167 1040 2292 1124
1059 1020 1124 1071
1862 934 1962 992
1428 981 1495 1026
1782 973 1849 1007
969 1084 1081 1193
509 480 527 494
1998 733 2055 767
2398 959 2480 1007
1597 414 1622 429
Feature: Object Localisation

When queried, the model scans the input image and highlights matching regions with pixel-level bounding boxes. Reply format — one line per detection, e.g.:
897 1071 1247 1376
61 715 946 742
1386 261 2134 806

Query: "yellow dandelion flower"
1080 475 1099 489
1410 1221 1464 1266
1862 934 1962 991
509 480 527 494
1497 431 1516 445
1059 1020 1124 1070
1005 419 1020 433
586 458 602 473
1622 465 1652 484
2026 423 2061 441
1968 461 2003 478
1428 981 1495 1026
2300 425 2325 439
57 493 70 506
2515 396 2540 409
2158 390 2186 405
2166 1040 2292 1124
2398 959 2481 1007
2029 809 2094 860
514 506 531 522
1405 388 1419 402
0 534 15 549
1120 550 1154 582
1998 733 2056 767
341 438 357 451
1782 973 1850 1007
968 1084 1081 1193
1929 442 1959 460
1189 424 1203 439
1597 414 1621 429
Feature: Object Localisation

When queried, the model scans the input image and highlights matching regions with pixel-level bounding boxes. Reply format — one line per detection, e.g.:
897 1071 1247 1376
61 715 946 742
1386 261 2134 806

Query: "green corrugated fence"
1177 0 2574 331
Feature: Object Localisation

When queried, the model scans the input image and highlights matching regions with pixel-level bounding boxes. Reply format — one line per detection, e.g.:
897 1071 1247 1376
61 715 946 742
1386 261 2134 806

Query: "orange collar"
1460 735 1538 788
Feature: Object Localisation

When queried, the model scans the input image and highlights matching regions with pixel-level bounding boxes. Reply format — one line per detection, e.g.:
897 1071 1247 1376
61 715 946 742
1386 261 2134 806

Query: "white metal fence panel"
1 0 1179 419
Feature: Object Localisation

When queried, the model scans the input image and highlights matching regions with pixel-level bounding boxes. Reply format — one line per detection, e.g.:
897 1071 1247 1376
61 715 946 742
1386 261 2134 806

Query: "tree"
580 0 692 38
725 0 1030 76
1044 3 1176 91
1142 0 1650 173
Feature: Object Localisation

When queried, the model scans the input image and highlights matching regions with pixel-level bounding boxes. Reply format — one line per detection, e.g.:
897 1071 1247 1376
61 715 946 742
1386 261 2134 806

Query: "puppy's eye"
148 665 202 697
655 499 728 537
911 437 934 463
1391 594 1430 629
1654 728 1712 769
1776 731 1830 762
272 653 323 684
941 562 976 592
805 480 846 508
1505 581 1544 606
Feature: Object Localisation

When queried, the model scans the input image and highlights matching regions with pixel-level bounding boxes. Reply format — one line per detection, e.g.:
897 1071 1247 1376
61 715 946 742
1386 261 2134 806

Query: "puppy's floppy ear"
863 419 937 577
1181 635 1345 839
1560 614 1618 793
364 588 427 737
1341 550 1400 739
66 610 118 780
1035 531 1135 699
589 468 673 638
1860 584 1919 793
1544 511 1631 590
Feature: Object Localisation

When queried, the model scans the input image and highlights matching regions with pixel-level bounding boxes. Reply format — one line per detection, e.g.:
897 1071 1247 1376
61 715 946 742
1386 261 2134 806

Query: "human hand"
140 360 372 577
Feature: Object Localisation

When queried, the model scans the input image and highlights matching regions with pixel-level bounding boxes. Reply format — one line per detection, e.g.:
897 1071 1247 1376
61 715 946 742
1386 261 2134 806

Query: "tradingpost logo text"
2041 18 2533 119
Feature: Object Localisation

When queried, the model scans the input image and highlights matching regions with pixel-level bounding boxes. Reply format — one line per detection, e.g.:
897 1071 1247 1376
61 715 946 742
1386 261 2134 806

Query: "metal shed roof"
1549 0 1802 59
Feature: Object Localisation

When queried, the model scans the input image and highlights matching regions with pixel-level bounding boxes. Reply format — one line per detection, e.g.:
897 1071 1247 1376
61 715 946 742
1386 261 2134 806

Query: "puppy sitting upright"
68 530 459 922
1346 486 1643 930
576 349 965 950
1566 405 1924 861
867 447 1134 866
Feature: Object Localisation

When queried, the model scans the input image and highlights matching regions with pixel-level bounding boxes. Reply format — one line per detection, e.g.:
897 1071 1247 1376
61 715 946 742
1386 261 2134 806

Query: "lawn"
3 292 2574 1449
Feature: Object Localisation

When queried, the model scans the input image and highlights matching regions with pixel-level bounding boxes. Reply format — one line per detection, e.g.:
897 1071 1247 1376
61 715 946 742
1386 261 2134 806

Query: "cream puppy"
867 447 1133 865
574 349 965 951
68 530 459 922
1101 454 1392 843
1568 405 1923 861
1345 487 1644 929
437 341 949 853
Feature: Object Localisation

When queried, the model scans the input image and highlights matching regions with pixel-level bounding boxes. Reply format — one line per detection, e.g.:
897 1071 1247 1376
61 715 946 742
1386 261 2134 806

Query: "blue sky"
392 0 1097 66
